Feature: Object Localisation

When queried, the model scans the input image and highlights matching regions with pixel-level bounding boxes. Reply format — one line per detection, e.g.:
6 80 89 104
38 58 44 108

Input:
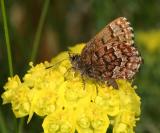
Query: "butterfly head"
68 52 81 70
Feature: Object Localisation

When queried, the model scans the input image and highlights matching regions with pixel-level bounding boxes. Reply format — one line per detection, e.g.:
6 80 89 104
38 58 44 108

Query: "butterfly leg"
107 79 118 89
81 73 86 90
128 79 134 88
95 83 99 96
64 67 73 80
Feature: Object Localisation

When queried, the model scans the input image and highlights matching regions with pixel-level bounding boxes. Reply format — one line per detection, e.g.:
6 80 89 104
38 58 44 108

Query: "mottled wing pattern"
80 17 142 80
94 17 134 45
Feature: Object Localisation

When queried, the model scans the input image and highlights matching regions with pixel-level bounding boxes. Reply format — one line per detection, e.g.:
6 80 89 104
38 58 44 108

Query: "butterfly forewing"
94 17 134 45
80 17 142 81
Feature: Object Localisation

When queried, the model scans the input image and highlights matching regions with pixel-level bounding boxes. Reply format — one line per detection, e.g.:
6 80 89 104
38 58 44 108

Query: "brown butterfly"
70 17 143 89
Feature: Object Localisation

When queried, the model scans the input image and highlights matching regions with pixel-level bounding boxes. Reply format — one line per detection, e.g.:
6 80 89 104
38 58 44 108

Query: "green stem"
1 0 13 76
18 118 25 133
1 0 14 133
0 110 8 133
30 0 50 62
14 118 18 133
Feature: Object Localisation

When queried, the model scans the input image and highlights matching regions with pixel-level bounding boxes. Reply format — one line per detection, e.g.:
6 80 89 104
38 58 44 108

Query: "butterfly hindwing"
80 17 142 81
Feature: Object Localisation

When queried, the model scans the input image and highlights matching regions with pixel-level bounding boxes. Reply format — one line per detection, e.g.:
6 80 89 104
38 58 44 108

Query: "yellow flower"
2 75 21 104
113 111 137 133
11 84 31 117
137 30 160 52
1 43 141 133
95 86 120 116
76 103 110 133
43 109 76 133
2 75 30 117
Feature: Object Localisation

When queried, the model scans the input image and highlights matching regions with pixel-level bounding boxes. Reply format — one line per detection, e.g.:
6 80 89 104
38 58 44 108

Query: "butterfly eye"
72 56 76 60
71 55 80 62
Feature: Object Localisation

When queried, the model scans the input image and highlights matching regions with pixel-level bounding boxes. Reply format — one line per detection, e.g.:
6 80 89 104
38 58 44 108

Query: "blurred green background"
0 0 160 133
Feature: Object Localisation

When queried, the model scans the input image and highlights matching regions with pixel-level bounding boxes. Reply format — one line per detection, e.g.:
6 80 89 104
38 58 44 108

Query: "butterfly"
70 17 143 89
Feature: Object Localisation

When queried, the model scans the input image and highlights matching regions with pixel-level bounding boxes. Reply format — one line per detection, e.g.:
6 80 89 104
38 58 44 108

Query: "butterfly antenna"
46 58 68 69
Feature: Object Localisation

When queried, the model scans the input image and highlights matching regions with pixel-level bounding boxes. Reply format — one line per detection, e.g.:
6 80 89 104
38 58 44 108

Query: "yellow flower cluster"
1 44 141 133
136 30 160 52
